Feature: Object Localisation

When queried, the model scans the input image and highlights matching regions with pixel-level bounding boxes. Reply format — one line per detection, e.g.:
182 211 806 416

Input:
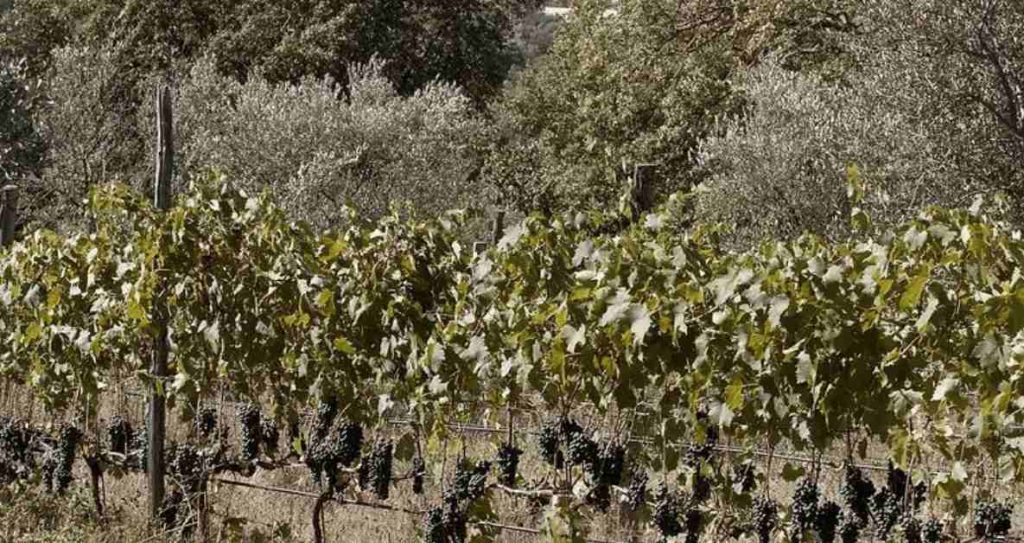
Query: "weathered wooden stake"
629 164 657 220
0 184 18 247
148 85 173 523
491 210 506 245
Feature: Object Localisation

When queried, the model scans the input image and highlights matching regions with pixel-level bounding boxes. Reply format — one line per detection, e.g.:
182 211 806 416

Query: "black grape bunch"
973 500 1012 542
368 438 393 500
334 422 363 468
422 505 446 543
313 400 337 440
169 443 205 494
106 416 133 456
872 487 902 540
653 485 684 538
683 508 703 543
901 514 923 543
753 497 778 543
838 512 861 543
194 407 217 441
449 460 491 505
922 519 942 543
0 417 40 485
815 501 841 543
733 462 757 494
237 403 262 462
790 477 820 540
684 410 718 469
625 471 648 512
537 417 598 470
51 424 81 494
260 417 280 456
424 459 488 543
564 419 598 469
537 422 562 467
839 462 875 526
495 442 521 487
586 441 625 512
412 455 426 494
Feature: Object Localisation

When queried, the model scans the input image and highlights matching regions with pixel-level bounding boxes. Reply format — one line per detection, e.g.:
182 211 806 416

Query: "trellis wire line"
210 477 628 543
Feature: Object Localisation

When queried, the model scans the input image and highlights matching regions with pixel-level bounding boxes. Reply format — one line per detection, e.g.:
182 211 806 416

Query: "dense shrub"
0 0 541 105
692 58 973 246
177 59 490 228
486 0 861 216
692 0 1024 246
28 47 145 231
0 60 43 188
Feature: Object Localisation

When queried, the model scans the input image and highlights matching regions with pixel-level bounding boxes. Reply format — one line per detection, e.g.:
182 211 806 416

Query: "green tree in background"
487 0 860 216
0 60 43 188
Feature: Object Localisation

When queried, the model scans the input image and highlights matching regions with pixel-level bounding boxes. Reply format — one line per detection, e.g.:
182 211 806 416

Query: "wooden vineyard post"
0 184 18 247
148 85 174 523
629 164 656 221
473 210 506 254
491 210 505 245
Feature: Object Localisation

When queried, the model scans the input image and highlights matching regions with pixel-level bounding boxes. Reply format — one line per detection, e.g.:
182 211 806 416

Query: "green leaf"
781 463 806 481
899 271 930 312
333 337 356 355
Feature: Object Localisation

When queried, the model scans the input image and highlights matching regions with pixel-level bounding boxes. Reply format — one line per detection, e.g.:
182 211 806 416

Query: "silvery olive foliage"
29 46 146 231
174 58 491 229
693 0 1024 247
692 58 978 247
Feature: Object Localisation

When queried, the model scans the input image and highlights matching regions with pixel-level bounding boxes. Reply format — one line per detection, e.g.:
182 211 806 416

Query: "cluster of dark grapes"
495 442 521 487
412 456 426 495
537 423 562 467
313 400 337 439
169 443 204 493
683 419 718 468
307 423 360 488
421 458 491 543
366 439 393 500
238 403 262 462
839 462 875 525
537 417 598 469
449 460 490 504
161 489 185 529
922 519 942 543
753 497 778 543
130 425 148 471
422 496 467 543
194 407 217 440
653 485 684 537
0 417 42 485
973 501 1012 541
586 443 624 511
683 508 703 543
260 418 279 455
304 401 364 490
48 424 81 494
900 514 922 543
790 478 820 539
733 462 757 494
816 501 842 543
839 513 861 543
565 421 598 468
625 471 648 512
106 416 133 456
872 487 902 540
